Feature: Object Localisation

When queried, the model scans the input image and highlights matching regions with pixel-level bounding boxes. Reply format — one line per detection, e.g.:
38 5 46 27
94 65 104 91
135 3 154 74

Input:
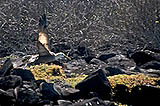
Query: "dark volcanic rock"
107 54 135 71
128 50 156 66
11 68 35 81
97 53 116 63
77 46 86 56
75 69 112 100
51 42 71 53
84 55 95 64
105 67 126 76
0 58 13 77
68 40 95 62
77 41 95 57
130 85 160 106
0 89 15 106
60 87 80 97
72 97 115 106
40 82 60 101
33 79 47 87
37 100 52 106
135 68 160 77
14 87 39 106
0 75 22 90
54 84 81 101
21 81 40 91
89 58 107 66
113 84 130 105
140 61 160 70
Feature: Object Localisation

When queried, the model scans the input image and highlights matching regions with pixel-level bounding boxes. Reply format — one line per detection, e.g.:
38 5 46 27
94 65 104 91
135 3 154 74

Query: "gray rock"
107 54 135 71
40 82 60 101
97 53 116 63
14 87 39 106
0 75 22 90
105 67 126 76
0 89 15 106
140 60 160 70
72 97 115 106
0 58 13 77
11 68 35 81
75 69 112 100
89 58 107 66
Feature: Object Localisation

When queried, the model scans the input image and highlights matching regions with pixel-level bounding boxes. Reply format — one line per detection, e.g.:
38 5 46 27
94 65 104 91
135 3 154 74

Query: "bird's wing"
38 12 51 51
38 32 51 51
39 13 47 32
37 41 52 57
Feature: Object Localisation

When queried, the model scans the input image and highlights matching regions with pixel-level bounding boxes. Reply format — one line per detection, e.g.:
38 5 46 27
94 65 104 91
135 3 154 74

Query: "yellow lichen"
27 64 66 81
108 74 159 89
27 64 87 86
27 64 160 90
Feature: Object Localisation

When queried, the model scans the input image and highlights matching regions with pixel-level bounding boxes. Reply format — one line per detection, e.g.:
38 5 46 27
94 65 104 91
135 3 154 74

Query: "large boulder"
75 69 112 100
11 68 35 81
40 82 60 101
130 85 160 106
113 84 130 104
127 50 160 66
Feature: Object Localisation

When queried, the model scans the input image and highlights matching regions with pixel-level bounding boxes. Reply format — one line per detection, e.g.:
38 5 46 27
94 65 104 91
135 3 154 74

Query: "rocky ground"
1 0 160 106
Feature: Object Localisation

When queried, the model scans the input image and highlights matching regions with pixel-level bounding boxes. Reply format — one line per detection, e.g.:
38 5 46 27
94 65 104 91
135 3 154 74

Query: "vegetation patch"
27 64 65 80
108 74 159 89
27 64 160 106
28 64 160 89
27 64 87 87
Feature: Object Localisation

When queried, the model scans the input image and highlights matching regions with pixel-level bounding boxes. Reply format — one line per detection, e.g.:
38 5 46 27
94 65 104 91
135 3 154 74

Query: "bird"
38 13 51 53
10 12 71 68
33 12 71 64
37 40 71 61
